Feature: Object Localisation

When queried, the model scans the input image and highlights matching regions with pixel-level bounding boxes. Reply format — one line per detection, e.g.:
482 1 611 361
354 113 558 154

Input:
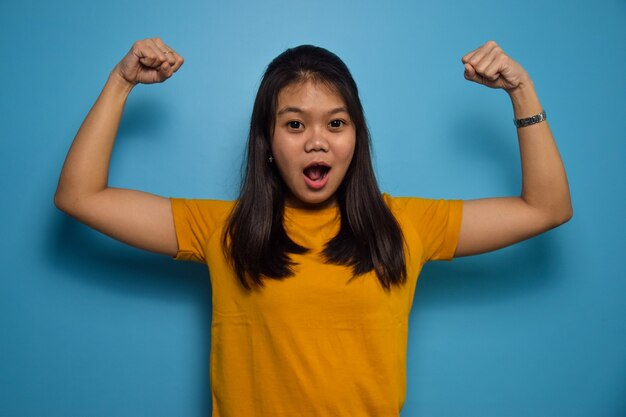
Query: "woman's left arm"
454 41 572 257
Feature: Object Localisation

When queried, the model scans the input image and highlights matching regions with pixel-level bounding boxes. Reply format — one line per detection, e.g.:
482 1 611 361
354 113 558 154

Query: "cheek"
271 139 298 179
339 135 357 166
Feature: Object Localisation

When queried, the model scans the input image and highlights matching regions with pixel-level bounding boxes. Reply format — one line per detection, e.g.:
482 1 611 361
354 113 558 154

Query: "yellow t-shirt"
170 194 463 417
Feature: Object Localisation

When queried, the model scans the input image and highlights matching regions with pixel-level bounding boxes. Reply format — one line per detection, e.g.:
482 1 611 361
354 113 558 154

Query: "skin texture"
272 80 356 209
54 38 571 260
54 39 182 256
454 41 572 256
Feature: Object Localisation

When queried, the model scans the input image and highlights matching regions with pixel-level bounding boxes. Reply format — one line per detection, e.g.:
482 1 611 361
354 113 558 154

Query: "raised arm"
54 38 184 257
454 41 572 257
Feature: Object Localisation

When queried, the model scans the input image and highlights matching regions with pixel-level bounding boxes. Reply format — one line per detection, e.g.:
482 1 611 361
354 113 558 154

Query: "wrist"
108 68 136 95
507 78 534 99
507 80 542 119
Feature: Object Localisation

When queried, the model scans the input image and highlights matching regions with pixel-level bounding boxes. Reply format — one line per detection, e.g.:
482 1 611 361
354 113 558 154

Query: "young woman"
54 38 572 416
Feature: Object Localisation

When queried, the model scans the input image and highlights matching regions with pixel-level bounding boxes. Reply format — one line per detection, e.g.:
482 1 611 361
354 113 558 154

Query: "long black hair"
223 45 406 290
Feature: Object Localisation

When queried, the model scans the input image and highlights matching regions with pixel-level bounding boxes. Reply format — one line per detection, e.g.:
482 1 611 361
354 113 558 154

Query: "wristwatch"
514 110 547 128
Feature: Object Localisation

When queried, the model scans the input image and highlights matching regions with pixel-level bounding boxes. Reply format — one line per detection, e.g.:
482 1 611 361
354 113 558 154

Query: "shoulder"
170 198 235 210
382 192 450 214
382 192 463 229
382 193 464 262
170 198 235 223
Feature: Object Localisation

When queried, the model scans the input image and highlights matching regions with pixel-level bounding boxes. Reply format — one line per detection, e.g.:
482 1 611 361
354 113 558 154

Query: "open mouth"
303 163 331 182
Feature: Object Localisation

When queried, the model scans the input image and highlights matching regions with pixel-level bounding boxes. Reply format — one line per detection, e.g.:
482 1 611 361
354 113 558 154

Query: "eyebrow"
276 106 349 116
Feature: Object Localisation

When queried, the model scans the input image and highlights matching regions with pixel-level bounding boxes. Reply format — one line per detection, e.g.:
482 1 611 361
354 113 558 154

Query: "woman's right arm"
54 38 184 257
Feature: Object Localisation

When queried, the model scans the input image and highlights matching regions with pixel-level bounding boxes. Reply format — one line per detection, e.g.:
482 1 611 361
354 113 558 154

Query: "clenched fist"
461 41 530 93
113 38 184 86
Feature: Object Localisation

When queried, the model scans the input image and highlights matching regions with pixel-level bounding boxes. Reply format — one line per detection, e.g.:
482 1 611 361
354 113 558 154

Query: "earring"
268 155 274 163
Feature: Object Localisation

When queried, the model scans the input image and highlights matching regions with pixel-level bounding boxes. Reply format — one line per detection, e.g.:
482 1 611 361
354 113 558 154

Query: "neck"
284 194 338 211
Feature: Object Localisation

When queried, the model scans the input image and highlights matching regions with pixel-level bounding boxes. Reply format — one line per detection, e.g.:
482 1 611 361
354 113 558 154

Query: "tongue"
305 166 325 181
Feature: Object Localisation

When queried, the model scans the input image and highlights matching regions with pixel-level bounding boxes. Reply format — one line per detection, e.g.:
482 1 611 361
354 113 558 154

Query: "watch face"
515 110 546 128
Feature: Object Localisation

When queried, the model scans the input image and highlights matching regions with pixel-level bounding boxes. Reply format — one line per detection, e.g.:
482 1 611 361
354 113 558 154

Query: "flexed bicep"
55 38 184 257
56 189 178 257
454 197 567 257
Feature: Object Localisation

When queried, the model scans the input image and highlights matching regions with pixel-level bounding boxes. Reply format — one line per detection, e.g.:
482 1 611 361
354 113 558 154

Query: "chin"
287 191 337 209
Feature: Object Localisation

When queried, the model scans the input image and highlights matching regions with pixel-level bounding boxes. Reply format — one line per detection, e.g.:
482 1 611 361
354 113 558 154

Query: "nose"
304 127 329 153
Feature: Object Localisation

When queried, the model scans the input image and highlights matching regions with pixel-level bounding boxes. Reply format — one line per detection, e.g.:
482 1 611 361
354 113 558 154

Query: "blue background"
1 0 625 416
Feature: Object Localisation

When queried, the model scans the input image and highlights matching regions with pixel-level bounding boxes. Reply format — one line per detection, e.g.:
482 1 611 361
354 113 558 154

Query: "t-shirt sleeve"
169 198 233 264
389 195 463 262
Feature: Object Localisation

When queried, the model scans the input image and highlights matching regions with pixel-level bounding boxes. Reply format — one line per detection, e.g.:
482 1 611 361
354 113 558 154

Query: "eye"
329 119 344 128
288 121 303 130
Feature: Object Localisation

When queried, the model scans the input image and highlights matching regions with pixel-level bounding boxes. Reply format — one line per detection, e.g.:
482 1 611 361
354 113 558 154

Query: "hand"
113 38 184 86
461 41 531 93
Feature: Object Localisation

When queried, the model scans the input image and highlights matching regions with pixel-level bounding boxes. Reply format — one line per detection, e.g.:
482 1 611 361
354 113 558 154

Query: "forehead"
276 80 346 110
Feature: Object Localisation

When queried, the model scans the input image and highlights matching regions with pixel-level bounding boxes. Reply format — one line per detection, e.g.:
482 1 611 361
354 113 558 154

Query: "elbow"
524 193 573 229
54 190 78 216
54 192 68 213
556 208 573 227
548 202 573 228
55 185 104 217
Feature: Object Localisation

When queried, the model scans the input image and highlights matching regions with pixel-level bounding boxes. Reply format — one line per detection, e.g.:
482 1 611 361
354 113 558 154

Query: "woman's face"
272 80 356 209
